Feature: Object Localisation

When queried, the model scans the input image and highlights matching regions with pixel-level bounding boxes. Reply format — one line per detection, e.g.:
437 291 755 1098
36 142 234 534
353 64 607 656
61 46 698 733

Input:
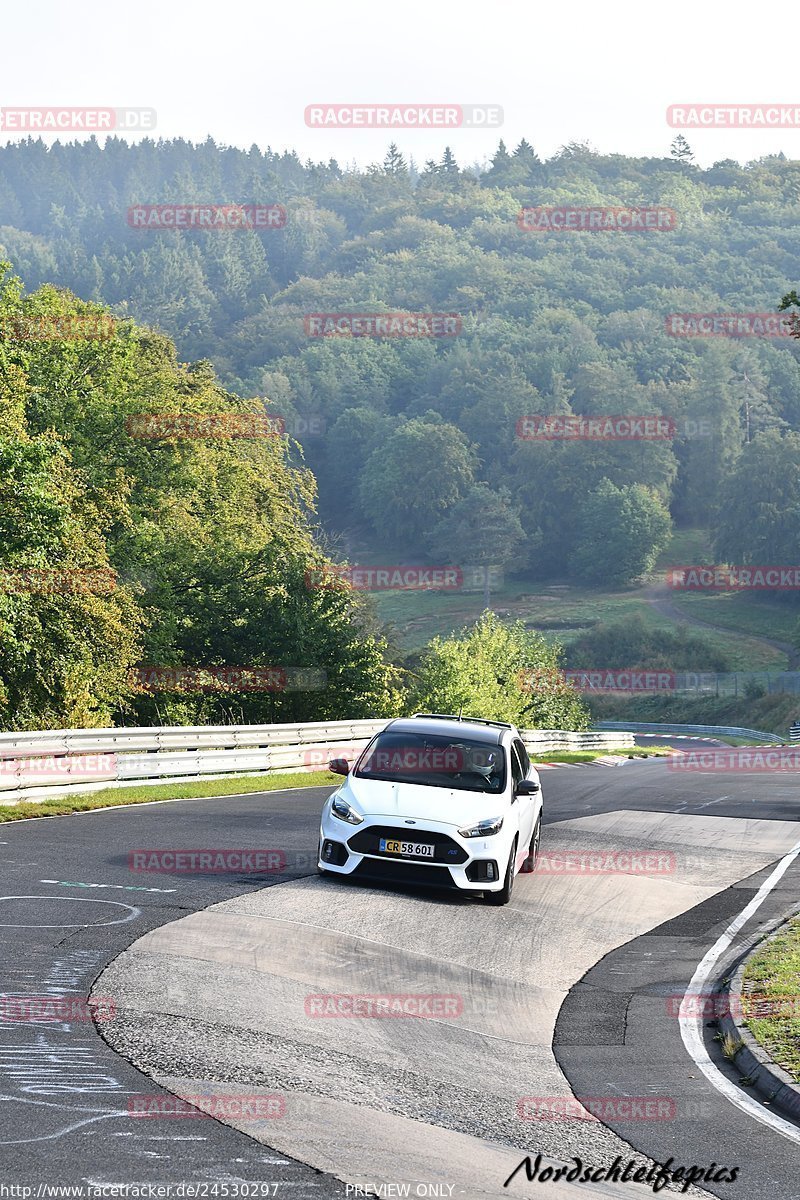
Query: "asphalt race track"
1 753 799 1198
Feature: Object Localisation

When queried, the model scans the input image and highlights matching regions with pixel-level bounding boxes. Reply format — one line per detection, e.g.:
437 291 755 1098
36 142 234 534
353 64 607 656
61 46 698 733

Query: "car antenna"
458 705 463 721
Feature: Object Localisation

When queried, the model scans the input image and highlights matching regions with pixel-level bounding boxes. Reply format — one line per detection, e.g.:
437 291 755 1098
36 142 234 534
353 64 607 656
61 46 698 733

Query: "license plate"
379 838 435 858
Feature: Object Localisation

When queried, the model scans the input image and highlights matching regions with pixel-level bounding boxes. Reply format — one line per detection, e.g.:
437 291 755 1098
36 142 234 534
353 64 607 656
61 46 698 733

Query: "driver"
467 746 501 787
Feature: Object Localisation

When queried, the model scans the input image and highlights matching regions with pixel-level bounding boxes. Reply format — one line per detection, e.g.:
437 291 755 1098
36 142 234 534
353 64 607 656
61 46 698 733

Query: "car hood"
337 775 505 828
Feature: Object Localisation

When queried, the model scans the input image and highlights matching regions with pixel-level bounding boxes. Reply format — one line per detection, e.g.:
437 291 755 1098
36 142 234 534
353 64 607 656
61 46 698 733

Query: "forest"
2 134 800 727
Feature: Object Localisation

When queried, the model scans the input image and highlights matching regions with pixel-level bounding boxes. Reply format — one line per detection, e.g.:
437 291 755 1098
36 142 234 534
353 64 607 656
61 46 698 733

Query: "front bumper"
318 812 507 892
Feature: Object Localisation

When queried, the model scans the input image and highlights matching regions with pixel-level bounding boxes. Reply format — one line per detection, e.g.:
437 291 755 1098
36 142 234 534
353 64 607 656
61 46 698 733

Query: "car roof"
383 717 510 745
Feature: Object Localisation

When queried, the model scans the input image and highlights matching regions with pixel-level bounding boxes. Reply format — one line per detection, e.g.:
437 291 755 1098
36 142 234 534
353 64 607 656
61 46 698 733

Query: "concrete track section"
95 787 800 1197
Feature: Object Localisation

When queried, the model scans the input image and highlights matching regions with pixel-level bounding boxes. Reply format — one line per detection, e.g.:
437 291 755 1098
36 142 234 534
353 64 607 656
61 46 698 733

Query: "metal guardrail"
523 729 634 754
595 720 784 744
0 720 634 803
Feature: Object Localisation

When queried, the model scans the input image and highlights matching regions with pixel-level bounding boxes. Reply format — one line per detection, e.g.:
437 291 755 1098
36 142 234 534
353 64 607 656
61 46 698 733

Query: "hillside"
3 138 800 733
2 137 800 592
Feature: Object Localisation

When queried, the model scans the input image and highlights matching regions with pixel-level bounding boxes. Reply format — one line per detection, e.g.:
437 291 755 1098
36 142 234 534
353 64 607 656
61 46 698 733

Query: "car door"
511 741 535 848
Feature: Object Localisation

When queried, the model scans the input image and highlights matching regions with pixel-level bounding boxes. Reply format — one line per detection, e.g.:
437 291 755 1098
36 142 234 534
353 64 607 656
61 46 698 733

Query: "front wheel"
485 838 517 906
521 815 541 873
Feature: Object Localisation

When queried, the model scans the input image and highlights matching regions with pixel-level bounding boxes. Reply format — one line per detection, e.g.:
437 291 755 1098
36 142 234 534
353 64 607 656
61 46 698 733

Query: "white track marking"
679 835 800 1143
0 895 139 928
0 1094 128 1145
40 879 177 893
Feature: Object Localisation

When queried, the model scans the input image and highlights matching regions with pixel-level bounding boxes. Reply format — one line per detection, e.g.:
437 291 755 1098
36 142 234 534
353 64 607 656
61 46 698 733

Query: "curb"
635 733 719 743
718 917 800 1123
535 756 635 770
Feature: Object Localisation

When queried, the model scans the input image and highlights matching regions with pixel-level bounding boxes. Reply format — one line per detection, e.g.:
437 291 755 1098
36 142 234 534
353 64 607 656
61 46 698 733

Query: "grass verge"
0 770 340 823
533 746 672 764
742 916 800 1081
667 591 799 646
717 735 785 746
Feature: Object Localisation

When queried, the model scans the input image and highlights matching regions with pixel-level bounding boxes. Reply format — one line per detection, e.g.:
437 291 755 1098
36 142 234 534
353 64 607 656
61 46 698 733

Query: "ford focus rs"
317 714 542 905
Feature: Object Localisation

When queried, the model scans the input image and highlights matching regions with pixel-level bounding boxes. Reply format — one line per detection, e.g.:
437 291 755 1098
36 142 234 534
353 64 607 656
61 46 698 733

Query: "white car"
317 714 542 905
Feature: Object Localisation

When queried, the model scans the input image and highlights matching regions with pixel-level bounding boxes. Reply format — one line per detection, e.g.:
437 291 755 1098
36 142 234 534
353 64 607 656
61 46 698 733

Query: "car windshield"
355 731 506 793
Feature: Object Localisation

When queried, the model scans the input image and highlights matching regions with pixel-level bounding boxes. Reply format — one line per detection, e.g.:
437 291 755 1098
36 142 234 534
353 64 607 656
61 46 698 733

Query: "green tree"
670 134 695 163
439 147 459 176
513 138 540 164
383 143 407 175
565 615 731 672
487 139 511 176
0 431 142 729
0 264 403 727
359 418 477 546
425 484 525 607
714 430 800 566
315 406 393 517
672 346 743 527
569 480 672 587
410 611 589 730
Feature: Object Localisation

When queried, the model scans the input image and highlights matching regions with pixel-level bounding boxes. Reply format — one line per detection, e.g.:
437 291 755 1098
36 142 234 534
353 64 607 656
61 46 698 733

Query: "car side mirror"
516 779 540 795
329 757 350 776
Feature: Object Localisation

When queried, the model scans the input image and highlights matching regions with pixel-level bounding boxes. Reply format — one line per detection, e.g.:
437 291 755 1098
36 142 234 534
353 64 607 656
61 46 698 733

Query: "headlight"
458 816 504 838
331 794 363 825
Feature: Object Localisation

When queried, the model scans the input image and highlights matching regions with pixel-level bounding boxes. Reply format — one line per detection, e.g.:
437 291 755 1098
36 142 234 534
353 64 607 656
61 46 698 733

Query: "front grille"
347 824 468 865
351 858 457 889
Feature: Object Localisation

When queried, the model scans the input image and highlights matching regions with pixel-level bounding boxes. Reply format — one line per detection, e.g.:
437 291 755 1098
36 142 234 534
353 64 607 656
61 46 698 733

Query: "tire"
521 815 541 873
485 838 517 906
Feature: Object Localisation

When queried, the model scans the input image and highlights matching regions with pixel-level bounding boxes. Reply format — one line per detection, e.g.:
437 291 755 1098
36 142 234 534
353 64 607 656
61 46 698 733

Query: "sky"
2 0 800 169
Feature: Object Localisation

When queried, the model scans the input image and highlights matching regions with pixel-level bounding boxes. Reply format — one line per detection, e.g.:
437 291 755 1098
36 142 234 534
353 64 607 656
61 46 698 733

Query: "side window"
510 745 524 789
514 738 530 775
